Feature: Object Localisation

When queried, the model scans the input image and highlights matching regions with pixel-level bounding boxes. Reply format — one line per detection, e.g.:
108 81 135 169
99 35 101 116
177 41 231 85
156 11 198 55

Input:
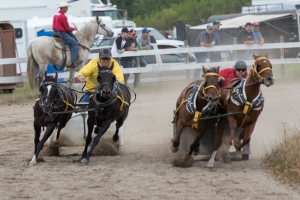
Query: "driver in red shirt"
219 60 248 90
52 2 82 66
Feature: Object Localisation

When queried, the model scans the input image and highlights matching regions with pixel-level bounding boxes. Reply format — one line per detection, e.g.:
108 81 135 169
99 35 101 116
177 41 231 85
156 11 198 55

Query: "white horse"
26 16 113 90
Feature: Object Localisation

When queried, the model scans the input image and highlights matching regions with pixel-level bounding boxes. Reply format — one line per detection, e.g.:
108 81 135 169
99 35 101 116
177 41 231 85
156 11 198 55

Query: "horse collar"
229 78 264 110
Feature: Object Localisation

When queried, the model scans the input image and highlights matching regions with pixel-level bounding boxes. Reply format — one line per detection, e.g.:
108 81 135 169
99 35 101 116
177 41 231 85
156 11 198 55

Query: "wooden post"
280 35 285 79
232 37 237 61
184 40 190 81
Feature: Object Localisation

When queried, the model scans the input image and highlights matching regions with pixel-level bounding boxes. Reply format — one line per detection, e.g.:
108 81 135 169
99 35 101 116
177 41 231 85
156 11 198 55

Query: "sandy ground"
0 77 300 200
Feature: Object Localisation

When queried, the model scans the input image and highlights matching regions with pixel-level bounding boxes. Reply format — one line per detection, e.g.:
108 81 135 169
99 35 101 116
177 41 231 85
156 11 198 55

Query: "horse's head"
95 16 114 37
39 72 62 113
201 66 221 107
96 66 116 100
252 54 275 87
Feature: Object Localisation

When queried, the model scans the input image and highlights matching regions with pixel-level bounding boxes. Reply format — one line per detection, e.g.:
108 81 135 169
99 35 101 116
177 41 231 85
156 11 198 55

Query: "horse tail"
26 41 39 90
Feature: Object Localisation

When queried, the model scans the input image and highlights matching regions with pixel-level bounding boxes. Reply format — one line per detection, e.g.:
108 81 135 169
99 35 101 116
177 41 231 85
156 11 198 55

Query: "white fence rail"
1 42 300 83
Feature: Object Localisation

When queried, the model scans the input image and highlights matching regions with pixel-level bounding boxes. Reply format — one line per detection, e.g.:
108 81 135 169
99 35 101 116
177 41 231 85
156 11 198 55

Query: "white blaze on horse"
26 16 113 90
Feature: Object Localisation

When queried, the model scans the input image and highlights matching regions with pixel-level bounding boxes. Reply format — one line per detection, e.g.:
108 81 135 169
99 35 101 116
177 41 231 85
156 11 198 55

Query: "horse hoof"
170 145 178 153
229 151 237 158
112 135 119 142
207 162 214 168
29 161 37 166
80 158 89 165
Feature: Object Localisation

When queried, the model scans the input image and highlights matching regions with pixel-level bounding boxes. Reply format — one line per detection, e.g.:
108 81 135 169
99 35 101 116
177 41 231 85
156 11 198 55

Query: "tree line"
110 0 251 29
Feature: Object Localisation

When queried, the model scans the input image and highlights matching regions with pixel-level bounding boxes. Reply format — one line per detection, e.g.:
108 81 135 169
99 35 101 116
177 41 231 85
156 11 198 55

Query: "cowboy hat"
57 2 71 8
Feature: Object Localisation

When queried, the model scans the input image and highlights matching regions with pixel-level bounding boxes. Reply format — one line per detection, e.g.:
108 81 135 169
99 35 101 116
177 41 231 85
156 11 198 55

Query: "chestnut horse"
171 66 221 156
207 54 275 168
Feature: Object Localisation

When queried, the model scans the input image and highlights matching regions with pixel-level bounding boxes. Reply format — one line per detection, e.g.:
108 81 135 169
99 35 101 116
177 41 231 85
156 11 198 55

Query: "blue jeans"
113 57 121 65
79 92 92 103
58 31 79 62
132 57 147 68
194 52 206 80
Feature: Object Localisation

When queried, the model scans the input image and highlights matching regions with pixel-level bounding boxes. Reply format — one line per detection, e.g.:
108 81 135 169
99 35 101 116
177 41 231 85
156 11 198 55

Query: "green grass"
0 82 37 103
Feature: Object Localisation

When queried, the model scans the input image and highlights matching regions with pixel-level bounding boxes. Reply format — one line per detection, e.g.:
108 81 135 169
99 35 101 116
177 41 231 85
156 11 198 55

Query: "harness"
224 57 271 127
38 81 76 121
173 72 220 129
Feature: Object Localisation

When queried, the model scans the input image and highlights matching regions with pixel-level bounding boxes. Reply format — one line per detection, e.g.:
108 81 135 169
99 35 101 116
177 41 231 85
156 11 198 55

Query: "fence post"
134 56 140 87
280 35 285 78
184 40 190 81
232 37 237 61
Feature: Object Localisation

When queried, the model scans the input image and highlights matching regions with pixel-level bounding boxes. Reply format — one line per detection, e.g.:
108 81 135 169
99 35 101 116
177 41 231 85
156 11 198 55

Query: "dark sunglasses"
236 69 246 72
101 58 111 61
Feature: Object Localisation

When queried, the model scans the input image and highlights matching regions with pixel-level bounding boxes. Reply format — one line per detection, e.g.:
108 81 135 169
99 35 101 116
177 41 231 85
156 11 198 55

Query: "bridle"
251 57 272 83
39 81 64 111
201 72 220 100
75 18 110 43
94 70 118 108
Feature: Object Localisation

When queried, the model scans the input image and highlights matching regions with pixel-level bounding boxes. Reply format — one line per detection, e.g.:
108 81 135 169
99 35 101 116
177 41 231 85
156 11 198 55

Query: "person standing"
133 27 151 87
193 24 215 80
111 27 129 64
209 20 222 62
121 29 139 84
52 2 82 66
252 22 264 55
77 48 125 102
237 22 255 60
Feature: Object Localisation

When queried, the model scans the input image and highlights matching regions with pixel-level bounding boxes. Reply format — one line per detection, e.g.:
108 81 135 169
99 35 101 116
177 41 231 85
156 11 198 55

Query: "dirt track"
0 78 300 200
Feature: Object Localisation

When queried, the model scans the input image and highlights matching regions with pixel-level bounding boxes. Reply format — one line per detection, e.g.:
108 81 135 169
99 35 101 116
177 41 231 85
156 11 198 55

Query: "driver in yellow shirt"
77 48 125 102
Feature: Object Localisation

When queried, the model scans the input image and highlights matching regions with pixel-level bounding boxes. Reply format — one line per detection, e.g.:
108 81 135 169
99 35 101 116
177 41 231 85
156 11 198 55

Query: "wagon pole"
53 108 96 115
198 111 244 122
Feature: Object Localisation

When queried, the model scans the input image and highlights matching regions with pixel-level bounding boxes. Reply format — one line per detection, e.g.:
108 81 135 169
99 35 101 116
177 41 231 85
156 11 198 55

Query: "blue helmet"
234 61 247 70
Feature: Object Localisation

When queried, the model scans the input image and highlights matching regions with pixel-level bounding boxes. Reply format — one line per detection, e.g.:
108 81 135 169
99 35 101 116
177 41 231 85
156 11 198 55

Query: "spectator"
77 48 125 102
193 24 215 80
209 20 222 62
218 60 248 90
134 27 151 87
252 22 264 45
121 29 139 85
52 2 82 66
111 27 129 64
237 22 255 60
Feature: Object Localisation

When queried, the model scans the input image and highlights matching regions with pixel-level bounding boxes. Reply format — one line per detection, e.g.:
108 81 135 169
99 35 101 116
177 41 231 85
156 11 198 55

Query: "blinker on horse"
80 66 133 164
206 54 274 168
171 66 222 157
29 72 76 165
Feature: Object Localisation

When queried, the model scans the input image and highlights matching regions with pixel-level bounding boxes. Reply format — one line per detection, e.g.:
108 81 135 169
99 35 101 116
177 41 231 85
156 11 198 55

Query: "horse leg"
170 121 184 153
235 122 255 151
33 120 41 154
112 115 126 142
81 121 111 164
207 117 227 168
81 118 94 160
30 123 56 165
188 127 206 156
228 116 238 157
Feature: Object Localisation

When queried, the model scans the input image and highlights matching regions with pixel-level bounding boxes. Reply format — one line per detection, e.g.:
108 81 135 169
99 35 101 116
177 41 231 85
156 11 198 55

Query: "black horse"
29 72 76 165
81 66 132 164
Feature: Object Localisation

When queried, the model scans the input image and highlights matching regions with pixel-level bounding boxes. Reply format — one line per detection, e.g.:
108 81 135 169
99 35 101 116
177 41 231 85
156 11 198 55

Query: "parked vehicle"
112 27 184 47
90 36 196 83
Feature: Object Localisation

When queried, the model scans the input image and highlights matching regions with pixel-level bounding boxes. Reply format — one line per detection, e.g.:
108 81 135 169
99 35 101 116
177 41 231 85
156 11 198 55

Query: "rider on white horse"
77 48 125 102
52 2 83 66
